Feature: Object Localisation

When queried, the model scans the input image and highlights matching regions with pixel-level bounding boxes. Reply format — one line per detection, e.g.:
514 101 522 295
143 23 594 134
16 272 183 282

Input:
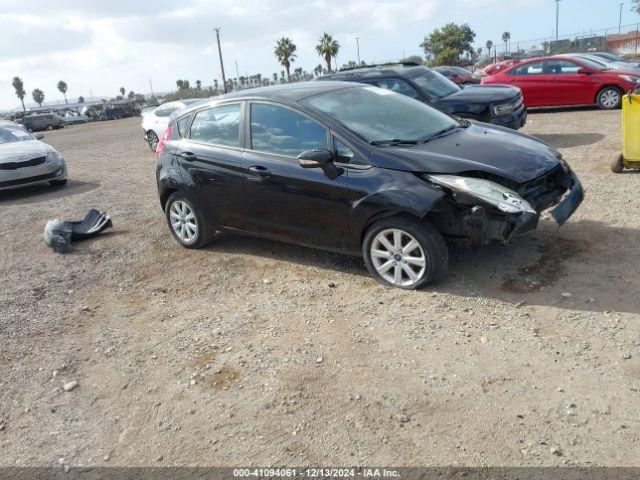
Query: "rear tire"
596 86 623 110
611 153 624 173
164 192 213 249
362 216 449 290
147 131 159 152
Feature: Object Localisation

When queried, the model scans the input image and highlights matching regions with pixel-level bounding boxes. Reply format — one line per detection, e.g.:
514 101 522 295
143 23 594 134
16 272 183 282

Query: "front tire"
362 216 449 290
611 153 624 173
597 86 623 110
164 192 212 249
50 179 67 187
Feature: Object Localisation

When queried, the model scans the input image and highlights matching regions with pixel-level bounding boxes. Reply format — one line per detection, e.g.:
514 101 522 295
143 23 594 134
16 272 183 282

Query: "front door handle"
249 165 271 177
180 151 197 161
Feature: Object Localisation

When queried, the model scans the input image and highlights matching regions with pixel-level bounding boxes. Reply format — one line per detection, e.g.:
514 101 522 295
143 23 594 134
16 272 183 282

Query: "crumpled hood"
0 140 54 163
435 84 521 106
370 123 561 184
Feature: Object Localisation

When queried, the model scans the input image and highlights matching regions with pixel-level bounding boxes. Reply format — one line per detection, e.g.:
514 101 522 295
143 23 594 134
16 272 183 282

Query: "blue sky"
1 0 639 110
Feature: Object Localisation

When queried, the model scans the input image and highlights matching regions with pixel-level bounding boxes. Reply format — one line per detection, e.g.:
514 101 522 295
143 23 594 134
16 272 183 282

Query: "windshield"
0 125 34 144
304 86 459 144
596 52 623 62
409 69 460 99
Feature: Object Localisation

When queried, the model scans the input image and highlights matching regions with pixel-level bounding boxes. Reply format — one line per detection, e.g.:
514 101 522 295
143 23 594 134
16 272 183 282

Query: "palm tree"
128 91 135 100
274 37 297 81
502 32 511 53
213 79 219 92
485 40 494 61
12 77 26 111
119 87 125 98
78 96 85 104
196 80 202 90
314 64 323 77
32 88 45 107
476 47 483 59
316 33 340 73
57 81 68 104
272 73 278 84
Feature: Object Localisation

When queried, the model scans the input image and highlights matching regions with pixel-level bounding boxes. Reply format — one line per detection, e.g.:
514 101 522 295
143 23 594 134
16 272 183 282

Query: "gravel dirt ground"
1 110 639 467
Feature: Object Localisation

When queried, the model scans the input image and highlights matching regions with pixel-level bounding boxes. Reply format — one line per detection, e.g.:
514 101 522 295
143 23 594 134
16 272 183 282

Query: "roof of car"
318 64 428 81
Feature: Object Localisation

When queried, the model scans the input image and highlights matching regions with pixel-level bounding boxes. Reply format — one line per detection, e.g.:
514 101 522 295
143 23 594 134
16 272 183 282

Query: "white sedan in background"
141 99 204 151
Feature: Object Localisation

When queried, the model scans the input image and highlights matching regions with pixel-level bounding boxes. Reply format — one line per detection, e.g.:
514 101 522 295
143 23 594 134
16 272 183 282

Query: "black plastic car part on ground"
155 81 582 289
320 64 527 130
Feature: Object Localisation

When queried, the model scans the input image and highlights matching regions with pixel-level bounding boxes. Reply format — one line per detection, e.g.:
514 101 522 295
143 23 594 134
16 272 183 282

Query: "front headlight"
621 75 640 84
492 101 517 116
426 174 537 214
46 151 63 163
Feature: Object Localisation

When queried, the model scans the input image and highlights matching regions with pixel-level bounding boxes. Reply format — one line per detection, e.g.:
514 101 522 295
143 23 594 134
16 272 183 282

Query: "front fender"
348 168 445 249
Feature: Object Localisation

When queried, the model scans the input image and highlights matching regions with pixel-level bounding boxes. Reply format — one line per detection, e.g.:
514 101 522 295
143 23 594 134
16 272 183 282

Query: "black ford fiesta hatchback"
155 81 583 289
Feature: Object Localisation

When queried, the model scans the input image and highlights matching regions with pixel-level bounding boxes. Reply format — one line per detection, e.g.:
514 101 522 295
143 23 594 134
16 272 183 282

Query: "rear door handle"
180 151 197 161
249 165 271 177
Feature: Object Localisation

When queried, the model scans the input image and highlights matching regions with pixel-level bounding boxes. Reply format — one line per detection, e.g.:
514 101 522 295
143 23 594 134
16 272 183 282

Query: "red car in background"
482 55 640 109
433 66 481 85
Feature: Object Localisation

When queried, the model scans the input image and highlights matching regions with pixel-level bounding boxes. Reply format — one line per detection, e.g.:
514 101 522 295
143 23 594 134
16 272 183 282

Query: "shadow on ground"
0 180 99 205
534 132 605 148
201 219 639 315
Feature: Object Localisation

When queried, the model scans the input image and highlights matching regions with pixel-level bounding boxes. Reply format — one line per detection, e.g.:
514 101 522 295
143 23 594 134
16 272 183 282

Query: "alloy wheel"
370 228 427 287
148 132 159 152
169 200 198 243
600 89 620 108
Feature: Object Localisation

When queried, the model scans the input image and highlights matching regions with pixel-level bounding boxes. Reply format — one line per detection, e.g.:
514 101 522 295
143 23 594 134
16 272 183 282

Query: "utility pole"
555 0 562 42
148 79 154 98
235 61 240 79
355 37 360 64
619 3 624 34
214 27 227 94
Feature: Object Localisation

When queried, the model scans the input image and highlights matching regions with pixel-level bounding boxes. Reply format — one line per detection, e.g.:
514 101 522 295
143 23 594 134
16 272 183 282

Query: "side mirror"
297 149 334 169
34 133 45 140
297 149 340 180
578 67 593 75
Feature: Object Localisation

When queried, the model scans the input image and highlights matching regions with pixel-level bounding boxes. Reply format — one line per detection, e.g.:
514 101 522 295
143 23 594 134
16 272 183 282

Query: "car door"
242 101 350 249
508 61 555 107
545 59 598 105
176 102 250 229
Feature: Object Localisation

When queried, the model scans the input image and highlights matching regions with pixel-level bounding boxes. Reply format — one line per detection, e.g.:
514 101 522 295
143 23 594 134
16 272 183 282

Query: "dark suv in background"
320 63 527 130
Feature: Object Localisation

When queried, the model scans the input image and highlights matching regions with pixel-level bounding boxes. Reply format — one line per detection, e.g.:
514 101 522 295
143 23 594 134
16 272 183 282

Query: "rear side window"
371 78 419 99
176 115 191 137
250 103 327 157
511 62 544 76
543 60 580 74
189 104 241 146
155 106 175 117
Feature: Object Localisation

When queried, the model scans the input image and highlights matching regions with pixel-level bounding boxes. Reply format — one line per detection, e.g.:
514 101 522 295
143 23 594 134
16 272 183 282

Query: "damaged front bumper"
433 168 584 245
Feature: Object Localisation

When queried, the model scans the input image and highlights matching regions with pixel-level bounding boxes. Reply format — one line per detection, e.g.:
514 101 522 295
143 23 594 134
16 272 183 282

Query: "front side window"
189 103 241 146
304 86 458 144
511 61 544 76
250 103 327 157
372 78 419 99
544 60 580 75
334 138 355 164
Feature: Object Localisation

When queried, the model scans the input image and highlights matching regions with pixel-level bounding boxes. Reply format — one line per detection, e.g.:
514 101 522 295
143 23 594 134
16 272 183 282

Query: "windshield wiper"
422 125 460 143
369 138 420 146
